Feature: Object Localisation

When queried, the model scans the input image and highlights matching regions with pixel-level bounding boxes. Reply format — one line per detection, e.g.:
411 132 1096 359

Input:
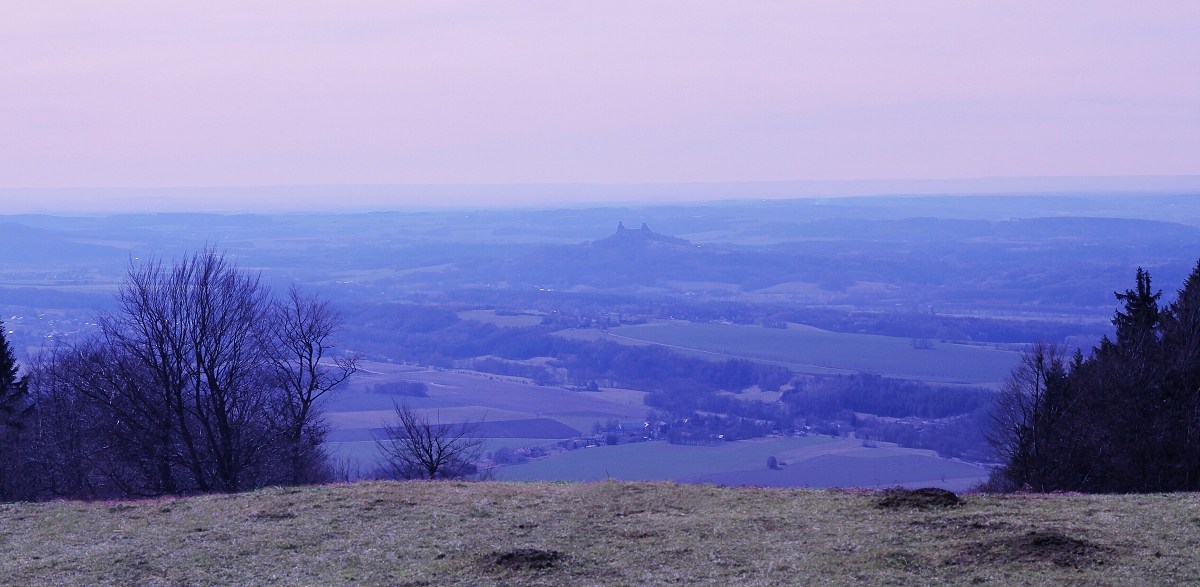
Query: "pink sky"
1 1 1198 200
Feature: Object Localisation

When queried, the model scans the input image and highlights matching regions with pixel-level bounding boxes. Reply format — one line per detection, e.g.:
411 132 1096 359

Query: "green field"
3 481 1196 586
457 309 545 327
602 321 1021 385
497 437 830 483
496 436 988 491
324 361 647 440
324 362 993 490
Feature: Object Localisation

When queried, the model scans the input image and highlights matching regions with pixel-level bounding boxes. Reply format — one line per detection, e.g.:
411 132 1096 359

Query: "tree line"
340 304 794 401
418 288 1108 345
783 373 994 420
990 263 1200 492
0 251 356 501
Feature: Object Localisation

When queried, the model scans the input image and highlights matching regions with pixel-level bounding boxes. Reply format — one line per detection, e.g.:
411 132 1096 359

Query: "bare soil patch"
492 548 562 570
249 508 297 520
950 530 1111 568
877 487 961 509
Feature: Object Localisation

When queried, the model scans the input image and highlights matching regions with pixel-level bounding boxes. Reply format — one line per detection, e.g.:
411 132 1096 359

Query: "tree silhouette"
989 262 1200 493
0 320 30 499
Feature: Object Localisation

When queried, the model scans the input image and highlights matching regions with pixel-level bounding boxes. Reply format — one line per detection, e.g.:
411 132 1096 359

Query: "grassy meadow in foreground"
1 481 1197 586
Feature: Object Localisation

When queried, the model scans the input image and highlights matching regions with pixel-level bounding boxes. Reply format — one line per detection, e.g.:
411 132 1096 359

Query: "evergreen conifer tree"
991 264 1200 492
0 320 29 500
1113 267 1161 352
0 320 25 427
1158 260 1200 489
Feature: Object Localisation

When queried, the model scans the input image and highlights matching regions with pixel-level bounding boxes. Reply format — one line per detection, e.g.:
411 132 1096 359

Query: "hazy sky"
2 1 1199 192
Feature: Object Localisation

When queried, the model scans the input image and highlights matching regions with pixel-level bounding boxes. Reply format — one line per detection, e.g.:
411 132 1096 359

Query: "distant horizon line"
3 175 1200 215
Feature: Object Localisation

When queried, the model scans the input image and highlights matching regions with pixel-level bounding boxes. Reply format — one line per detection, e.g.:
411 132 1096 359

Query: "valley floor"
1 481 1197 586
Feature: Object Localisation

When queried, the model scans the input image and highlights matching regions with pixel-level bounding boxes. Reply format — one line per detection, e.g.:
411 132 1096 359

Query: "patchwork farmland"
323 360 992 488
565 320 1022 386
497 436 988 492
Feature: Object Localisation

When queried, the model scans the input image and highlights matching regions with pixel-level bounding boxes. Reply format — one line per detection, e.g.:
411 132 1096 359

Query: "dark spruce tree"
1158 261 1200 490
0 321 30 500
0 320 23 416
989 263 1200 493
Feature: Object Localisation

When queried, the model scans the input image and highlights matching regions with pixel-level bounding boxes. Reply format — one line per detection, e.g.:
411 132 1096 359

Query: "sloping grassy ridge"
1 481 1197 586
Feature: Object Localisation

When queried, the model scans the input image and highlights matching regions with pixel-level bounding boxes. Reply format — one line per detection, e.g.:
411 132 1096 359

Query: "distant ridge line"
3 175 1200 214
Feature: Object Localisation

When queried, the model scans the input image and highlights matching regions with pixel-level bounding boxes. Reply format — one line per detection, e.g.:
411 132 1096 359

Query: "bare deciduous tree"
987 342 1071 491
8 249 357 500
116 250 277 492
269 285 359 484
376 401 486 480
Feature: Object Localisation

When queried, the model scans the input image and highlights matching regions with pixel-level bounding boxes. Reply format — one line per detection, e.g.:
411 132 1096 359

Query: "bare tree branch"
268 285 359 484
375 401 485 480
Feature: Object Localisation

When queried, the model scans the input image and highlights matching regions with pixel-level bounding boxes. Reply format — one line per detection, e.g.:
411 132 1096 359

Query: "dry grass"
1 481 1198 586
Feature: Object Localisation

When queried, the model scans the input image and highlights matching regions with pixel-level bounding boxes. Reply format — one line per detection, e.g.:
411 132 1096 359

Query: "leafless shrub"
375 402 486 480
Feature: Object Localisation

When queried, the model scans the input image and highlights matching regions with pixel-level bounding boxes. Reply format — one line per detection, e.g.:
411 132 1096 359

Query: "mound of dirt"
877 487 961 509
248 508 296 520
493 548 561 570
950 530 1110 568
